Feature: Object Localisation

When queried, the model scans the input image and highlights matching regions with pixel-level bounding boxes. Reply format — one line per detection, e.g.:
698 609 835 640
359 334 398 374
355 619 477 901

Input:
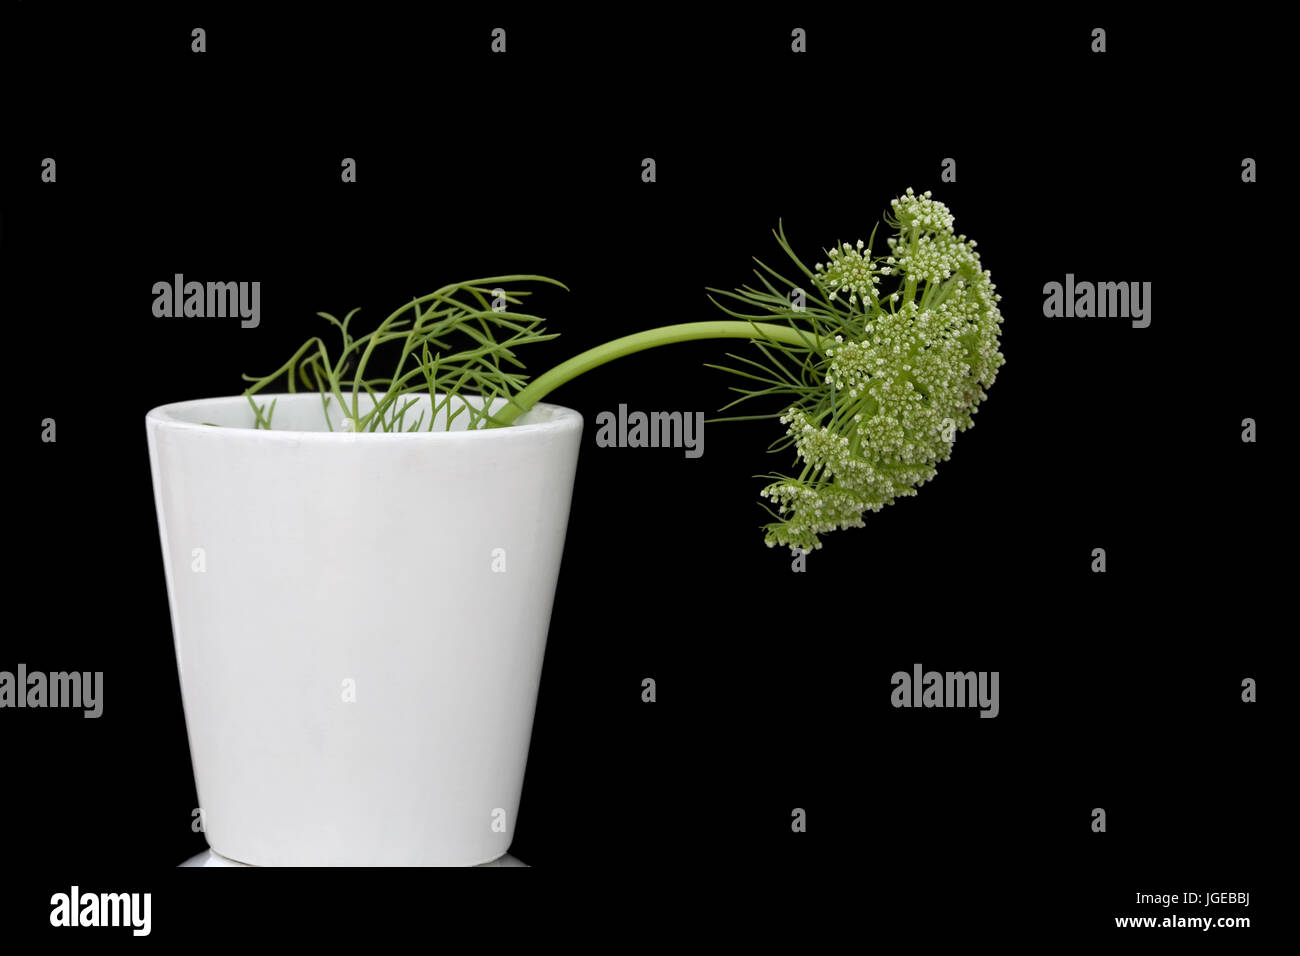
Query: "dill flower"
711 187 1005 550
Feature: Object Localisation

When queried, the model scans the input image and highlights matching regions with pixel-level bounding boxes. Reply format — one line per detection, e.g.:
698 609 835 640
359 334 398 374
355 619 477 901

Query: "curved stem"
490 320 828 427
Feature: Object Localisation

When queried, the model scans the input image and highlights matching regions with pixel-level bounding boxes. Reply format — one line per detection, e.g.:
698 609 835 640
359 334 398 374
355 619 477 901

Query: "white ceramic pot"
145 393 583 865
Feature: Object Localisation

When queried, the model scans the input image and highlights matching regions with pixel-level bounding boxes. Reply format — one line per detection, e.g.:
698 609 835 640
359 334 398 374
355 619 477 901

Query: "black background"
1 6 1279 944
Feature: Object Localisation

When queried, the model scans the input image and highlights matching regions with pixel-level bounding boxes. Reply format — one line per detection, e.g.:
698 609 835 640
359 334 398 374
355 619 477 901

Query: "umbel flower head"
707 188 1005 551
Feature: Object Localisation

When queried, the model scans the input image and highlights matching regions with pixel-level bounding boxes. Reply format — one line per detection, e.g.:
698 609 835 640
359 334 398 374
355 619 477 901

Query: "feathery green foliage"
242 276 564 433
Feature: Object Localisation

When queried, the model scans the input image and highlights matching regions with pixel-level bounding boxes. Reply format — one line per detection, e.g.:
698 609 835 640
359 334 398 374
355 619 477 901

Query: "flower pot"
145 393 583 865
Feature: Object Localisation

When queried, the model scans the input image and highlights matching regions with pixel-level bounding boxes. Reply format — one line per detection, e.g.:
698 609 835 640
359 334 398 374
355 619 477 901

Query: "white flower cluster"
885 232 975 285
759 188 1004 550
889 186 954 233
813 240 879 306
823 336 871 396
884 189 977 285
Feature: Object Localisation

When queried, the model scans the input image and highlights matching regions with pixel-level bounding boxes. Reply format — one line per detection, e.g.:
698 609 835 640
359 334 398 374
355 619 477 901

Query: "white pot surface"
147 393 583 865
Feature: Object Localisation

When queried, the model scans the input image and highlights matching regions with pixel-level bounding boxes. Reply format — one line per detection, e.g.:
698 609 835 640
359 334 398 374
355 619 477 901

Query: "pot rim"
145 392 582 441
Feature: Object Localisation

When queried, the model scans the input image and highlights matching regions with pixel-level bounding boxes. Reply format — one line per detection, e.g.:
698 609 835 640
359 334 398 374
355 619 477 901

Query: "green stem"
490 320 828 427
